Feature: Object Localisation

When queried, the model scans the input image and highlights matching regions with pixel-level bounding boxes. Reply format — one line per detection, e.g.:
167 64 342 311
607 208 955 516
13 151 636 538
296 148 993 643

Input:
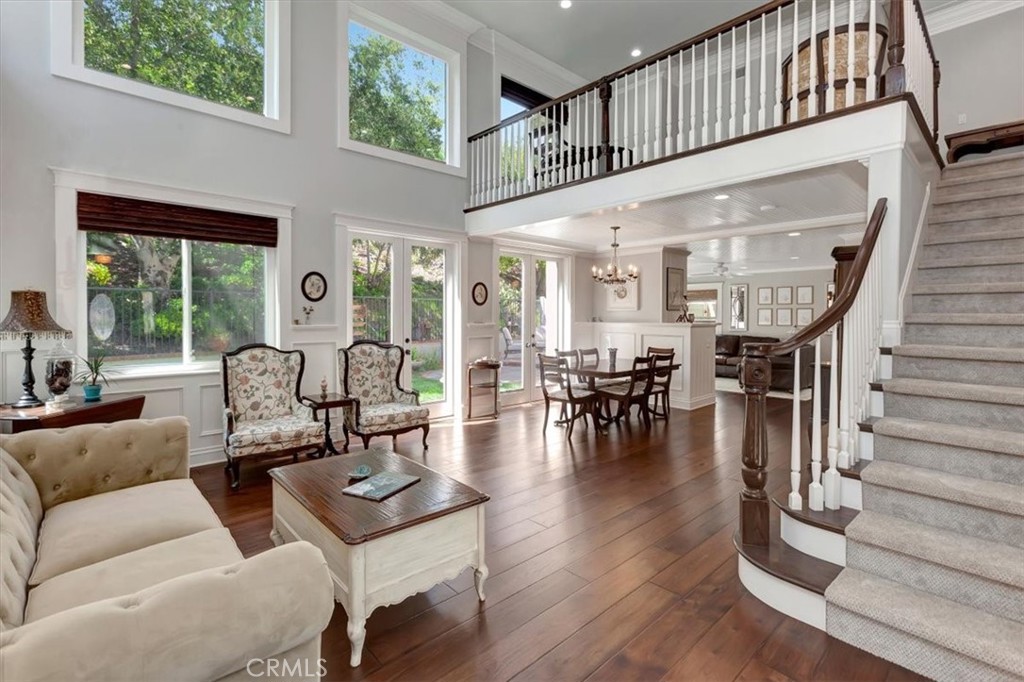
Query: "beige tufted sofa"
0 417 334 681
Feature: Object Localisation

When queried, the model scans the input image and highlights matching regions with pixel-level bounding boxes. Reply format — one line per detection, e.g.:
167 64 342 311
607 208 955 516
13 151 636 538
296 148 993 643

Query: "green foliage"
75 354 117 386
86 261 112 286
411 347 442 372
348 25 445 161
411 376 443 403
83 0 265 113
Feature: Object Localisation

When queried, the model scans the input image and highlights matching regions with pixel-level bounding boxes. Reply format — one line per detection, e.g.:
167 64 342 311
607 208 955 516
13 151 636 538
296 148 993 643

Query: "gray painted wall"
933 8 1024 156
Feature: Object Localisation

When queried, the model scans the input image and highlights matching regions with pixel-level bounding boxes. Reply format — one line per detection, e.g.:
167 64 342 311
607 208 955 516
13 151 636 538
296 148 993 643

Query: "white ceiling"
684 224 863 275
446 0 968 82
502 161 869 255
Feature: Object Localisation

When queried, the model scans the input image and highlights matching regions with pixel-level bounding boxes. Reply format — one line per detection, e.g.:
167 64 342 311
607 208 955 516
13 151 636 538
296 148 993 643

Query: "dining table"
573 358 681 432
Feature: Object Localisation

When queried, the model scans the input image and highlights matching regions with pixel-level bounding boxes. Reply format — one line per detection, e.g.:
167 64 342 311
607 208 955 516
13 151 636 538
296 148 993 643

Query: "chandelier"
591 225 639 288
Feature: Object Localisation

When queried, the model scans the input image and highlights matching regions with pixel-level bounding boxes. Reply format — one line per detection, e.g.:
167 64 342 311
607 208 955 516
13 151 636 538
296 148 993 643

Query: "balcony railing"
467 0 938 209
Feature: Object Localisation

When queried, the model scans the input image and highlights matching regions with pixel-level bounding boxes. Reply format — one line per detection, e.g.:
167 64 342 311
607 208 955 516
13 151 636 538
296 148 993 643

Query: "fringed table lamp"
0 291 72 408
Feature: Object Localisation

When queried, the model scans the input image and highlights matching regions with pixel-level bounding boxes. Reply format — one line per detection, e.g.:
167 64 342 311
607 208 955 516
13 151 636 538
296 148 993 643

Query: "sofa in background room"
714 334 815 393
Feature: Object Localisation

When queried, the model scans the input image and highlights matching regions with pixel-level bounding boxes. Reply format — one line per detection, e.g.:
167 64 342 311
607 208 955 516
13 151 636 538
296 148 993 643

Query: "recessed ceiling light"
714 193 730 201
739 266 748 270
631 47 642 58
560 0 572 8
787 231 801 237
790 256 800 260
760 204 776 211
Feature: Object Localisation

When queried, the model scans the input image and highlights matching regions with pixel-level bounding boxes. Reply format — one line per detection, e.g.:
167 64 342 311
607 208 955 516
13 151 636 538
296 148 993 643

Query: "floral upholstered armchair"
222 344 325 490
338 341 430 450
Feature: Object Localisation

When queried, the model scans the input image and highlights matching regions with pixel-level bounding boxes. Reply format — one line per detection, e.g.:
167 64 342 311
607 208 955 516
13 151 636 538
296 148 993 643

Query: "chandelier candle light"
592 226 639 289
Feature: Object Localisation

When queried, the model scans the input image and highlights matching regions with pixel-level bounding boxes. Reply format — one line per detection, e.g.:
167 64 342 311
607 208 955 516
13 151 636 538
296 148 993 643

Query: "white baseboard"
841 477 862 510
671 394 717 411
881 321 901 348
737 555 826 630
859 430 874 460
190 445 225 468
780 512 847 566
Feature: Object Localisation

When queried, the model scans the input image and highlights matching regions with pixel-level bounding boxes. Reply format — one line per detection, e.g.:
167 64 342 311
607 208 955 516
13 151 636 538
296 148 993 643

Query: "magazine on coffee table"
342 471 421 501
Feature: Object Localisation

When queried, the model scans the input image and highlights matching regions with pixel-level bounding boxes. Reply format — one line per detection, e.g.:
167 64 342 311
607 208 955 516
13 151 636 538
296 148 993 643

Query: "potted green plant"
75 354 115 402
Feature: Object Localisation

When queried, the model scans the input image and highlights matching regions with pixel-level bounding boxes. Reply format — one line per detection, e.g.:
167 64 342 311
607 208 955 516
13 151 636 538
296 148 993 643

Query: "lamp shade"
0 291 71 340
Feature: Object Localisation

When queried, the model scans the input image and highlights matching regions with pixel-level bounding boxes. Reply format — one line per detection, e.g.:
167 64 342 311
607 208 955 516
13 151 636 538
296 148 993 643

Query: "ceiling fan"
711 262 746 278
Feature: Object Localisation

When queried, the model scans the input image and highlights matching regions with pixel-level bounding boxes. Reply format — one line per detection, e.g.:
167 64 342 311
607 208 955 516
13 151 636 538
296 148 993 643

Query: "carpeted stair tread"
937 166 1024 189
929 205 1024 224
861 460 1024 516
873 416 1024 457
846 510 1024 589
925 229 1023 246
891 344 1024 363
932 185 1024 205
904 312 1024 326
826 569 1024 677
918 253 1024 269
912 281 1024 294
879 378 1024 406
945 149 1024 170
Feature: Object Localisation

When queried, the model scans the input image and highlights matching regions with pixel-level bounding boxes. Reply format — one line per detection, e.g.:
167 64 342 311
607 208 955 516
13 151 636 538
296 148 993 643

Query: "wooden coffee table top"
269 447 489 545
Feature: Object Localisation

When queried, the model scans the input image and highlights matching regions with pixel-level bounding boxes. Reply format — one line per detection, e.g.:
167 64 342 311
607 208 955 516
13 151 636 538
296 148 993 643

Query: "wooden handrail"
743 197 888 359
468 0 796 143
738 197 887 547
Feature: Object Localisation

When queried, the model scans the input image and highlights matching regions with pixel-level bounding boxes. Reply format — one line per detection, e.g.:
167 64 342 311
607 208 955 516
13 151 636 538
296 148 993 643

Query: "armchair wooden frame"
339 340 430 451
221 343 324 491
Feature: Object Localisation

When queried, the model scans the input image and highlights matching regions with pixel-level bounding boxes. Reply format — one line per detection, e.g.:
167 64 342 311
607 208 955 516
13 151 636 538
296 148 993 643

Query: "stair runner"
823 150 1024 681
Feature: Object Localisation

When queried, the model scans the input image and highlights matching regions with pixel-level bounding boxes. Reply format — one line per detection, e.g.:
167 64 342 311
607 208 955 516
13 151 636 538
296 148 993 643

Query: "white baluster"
611 85 619 171
689 47 697 148
759 14 767 130
823 326 841 508
790 0 799 122
665 56 672 155
867 0 877 100
789 351 803 510
826 0 836 113
623 78 631 167
525 116 535 193
655 60 663 158
677 51 684 151
715 34 723 142
702 39 710 145
808 0 818 117
582 96 589 179
634 71 641 163
846 0 855 107
517 120 525 196
774 10 783 125
744 20 752 135
644 65 651 161
556 102 564 186
809 336 824 511
729 27 737 139
573 95 581 180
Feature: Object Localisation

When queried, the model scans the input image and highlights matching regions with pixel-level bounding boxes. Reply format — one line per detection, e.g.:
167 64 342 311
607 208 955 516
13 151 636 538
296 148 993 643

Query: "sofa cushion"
739 335 781 348
715 335 740 356
0 448 43 630
357 403 430 430
29 479 222 586
25 528 242 623
227 415 325 458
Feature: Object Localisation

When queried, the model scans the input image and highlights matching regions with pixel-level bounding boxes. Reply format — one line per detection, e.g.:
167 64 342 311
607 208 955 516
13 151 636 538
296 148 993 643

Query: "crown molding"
384 0 485 41
924 0 1024 34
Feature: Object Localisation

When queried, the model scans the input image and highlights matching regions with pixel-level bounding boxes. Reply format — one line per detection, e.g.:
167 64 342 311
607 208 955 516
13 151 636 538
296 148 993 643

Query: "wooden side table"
0 394 146 434
301 393 355 454
466 361 501 420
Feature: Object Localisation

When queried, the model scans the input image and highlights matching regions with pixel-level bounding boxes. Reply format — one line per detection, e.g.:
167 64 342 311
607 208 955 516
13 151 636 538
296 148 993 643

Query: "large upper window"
341 7 460 174
51 1 289 132
78 192 276 368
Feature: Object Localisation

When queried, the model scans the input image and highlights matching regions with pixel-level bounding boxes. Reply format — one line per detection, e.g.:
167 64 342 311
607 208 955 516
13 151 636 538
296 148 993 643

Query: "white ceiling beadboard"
504 161 868 253
684 224 864 275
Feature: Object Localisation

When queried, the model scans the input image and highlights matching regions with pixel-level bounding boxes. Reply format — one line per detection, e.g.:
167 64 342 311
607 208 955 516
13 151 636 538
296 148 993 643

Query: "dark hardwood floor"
192 393 925 682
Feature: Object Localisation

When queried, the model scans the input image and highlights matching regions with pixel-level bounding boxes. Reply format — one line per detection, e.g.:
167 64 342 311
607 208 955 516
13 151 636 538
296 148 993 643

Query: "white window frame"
53 168 293 379
338 3 465 177
50 0 292 134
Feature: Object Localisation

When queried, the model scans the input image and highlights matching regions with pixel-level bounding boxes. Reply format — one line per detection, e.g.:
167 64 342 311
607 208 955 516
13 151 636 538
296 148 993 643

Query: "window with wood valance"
687 288 719 302
77 192 278 248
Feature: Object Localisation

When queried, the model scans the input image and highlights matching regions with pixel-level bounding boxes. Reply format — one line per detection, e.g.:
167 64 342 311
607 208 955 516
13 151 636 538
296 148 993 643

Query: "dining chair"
646 347 676 420
578 348 627 387
554 349 583 422
596 356 656 427
537 353 597 438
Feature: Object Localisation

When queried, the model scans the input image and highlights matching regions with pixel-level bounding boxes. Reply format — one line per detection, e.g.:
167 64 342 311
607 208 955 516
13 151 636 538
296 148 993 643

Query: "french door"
349 234 453 418
498 252 564 406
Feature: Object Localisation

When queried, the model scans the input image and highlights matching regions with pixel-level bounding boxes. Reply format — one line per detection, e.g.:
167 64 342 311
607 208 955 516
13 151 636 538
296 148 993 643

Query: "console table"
0 394 146 434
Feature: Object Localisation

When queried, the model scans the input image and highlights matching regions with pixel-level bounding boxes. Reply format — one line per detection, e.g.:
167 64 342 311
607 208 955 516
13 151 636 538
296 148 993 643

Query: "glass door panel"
532 258 560 400
498 255 526 400
350 237 395 343
409 244 446 407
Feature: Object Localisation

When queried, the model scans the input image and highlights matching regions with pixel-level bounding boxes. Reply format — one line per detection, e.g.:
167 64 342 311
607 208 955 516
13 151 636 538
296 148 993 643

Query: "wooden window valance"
77 192 278 248
687 289 718 302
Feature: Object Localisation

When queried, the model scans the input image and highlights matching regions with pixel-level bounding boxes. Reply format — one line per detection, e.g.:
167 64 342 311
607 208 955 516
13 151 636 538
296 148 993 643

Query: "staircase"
824 151 1024 681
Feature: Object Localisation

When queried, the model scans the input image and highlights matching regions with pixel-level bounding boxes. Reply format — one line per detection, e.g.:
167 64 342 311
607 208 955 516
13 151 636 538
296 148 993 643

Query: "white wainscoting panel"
198 382 224 437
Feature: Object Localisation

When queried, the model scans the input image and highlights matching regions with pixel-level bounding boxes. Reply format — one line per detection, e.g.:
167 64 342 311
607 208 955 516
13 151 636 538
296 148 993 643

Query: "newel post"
884 0 906 96
599 78 613 174
738 349 771 546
